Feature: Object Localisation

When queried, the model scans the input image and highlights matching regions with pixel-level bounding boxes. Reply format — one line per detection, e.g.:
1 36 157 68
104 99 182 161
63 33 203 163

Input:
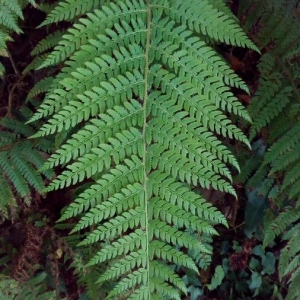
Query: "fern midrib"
142 0 152 297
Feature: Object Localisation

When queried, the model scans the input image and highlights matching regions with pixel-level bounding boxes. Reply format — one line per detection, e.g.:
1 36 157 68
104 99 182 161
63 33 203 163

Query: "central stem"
142 0 152 298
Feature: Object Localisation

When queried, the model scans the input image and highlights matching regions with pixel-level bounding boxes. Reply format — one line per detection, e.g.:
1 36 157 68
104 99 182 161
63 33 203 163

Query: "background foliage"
0 0 299 299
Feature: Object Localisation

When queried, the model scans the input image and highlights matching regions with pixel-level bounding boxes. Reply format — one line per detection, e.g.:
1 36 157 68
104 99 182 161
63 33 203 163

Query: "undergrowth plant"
238 1 300 299
0 0 36 75
0 0 54 220
0 104 54 219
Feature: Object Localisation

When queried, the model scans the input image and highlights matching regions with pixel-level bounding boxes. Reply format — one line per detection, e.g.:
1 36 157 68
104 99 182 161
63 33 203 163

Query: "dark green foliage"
239 1 300 299
0 0 36 75
0 272 60 300
0 105 54 219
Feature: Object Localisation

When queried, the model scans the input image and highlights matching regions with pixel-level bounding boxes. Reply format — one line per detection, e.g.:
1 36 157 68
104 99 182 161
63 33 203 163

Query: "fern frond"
270 145 300 174
249 85 292 139
264 125 300 165
243 10 300 296
282 161 300 190
0 151 31 199
279 223 300 279
0 109 54 214
0 4 21 33
263 206 300 248
286 268 300 300
30 0 256 298
1 0 23 19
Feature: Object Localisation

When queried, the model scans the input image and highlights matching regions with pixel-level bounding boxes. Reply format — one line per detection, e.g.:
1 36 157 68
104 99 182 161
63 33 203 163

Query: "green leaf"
262 252 276 275
249 272 262 290
207 265 225 290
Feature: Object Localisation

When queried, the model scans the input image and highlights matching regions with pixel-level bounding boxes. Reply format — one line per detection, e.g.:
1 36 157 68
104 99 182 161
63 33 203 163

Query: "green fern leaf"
263 207 300 248
0 108 54 214
31 31 66 56
39 0 106 27
0 4 21 33
286 268 300 300
1 0 23 19
30 0 256 298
